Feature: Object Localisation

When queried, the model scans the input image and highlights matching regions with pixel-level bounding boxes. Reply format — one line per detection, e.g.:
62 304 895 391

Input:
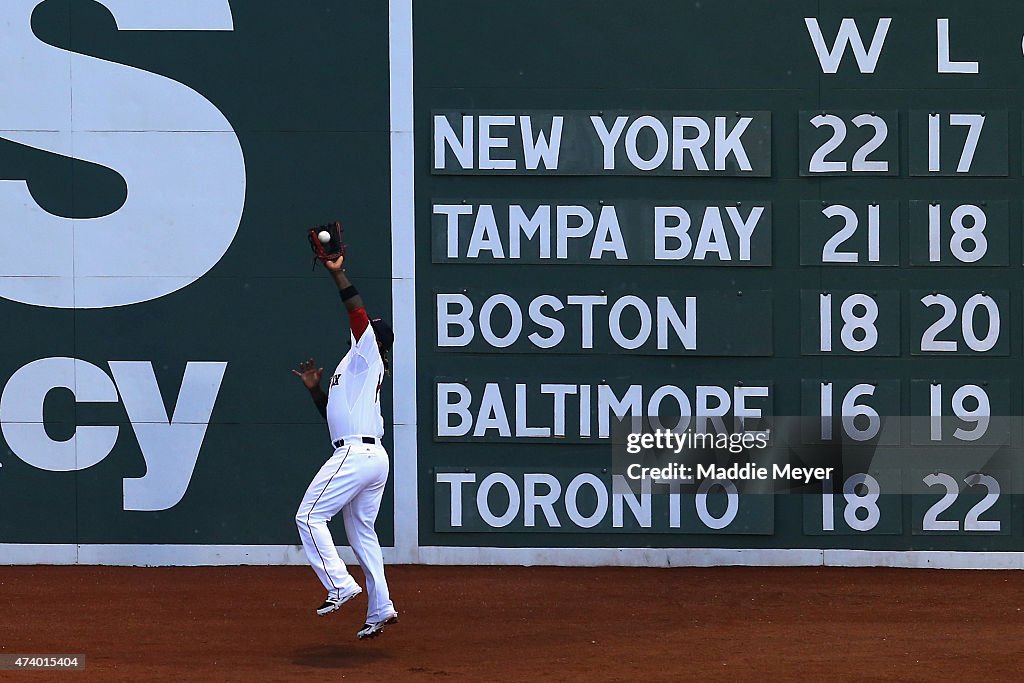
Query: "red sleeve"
348 307 370 339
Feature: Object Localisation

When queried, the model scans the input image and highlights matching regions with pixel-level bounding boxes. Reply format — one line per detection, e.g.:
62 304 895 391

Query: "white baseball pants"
296 441 395 622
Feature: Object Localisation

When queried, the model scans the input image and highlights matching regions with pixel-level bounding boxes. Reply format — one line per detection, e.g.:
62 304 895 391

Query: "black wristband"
340 285 359 301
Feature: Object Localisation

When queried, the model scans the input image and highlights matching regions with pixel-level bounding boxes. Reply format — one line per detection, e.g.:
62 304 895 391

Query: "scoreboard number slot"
920 294 999 352
928 114 985 173
803 379 901 445
809 113 889 173
910 110 1009 176
822 204 879 262
800 201 899 266
910 201 1008 266
821 293 879 352
916 472 1006 534
822 473 882 532
910 379 1011 446
912 291 1007 355
820 383 878 442
928 384 989 442
929 204 986 262
806 470 903 535
799 111 898 176
802 290 899 355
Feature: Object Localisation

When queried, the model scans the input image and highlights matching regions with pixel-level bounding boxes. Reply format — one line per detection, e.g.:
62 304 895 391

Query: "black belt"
333 436 377 448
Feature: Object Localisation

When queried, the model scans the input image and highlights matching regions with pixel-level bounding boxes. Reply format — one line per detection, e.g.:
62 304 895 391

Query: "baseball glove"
308 221 347 268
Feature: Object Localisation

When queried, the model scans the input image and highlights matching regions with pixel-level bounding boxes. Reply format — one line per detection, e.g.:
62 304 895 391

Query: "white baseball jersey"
326 325 385 442
296 313 395 625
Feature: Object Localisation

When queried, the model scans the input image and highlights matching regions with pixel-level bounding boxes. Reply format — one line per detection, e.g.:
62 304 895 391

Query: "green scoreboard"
416 0 1024 561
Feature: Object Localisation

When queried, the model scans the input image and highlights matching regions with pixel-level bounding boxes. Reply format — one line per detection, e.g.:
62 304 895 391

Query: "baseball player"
292 250 398 640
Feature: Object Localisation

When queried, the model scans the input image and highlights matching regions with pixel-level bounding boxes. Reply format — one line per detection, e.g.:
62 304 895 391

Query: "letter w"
804 18 891 74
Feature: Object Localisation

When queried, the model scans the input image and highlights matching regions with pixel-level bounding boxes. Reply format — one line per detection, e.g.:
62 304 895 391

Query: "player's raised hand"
324 253 345 272
291 358 323 390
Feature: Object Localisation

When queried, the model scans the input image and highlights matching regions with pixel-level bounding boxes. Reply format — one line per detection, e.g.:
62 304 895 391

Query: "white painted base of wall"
3 544 1023 569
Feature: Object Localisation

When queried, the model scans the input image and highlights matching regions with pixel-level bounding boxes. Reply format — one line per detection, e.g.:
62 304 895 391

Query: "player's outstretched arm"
324 254 370 339
291 358 327 419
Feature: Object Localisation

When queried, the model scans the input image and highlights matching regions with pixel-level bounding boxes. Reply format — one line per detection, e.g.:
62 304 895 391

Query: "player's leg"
341 444 395 624
295 446 363 603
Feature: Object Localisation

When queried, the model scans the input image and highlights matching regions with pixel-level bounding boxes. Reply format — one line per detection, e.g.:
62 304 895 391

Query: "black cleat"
316 587 361 616
356 613 399 639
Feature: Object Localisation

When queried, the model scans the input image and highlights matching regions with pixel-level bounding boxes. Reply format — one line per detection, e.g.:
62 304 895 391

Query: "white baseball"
318 230 331 244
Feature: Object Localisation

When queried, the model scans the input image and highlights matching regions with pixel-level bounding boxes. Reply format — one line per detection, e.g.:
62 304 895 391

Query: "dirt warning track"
3 565 1022 681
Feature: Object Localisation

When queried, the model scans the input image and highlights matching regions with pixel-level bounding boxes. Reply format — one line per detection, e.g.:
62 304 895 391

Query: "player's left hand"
291 358 323 391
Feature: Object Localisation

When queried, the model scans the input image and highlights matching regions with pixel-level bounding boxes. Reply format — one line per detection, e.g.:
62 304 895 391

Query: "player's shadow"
292 644 391 668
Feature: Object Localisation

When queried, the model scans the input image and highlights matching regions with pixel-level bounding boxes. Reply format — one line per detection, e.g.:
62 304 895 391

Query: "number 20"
920 294 999 352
